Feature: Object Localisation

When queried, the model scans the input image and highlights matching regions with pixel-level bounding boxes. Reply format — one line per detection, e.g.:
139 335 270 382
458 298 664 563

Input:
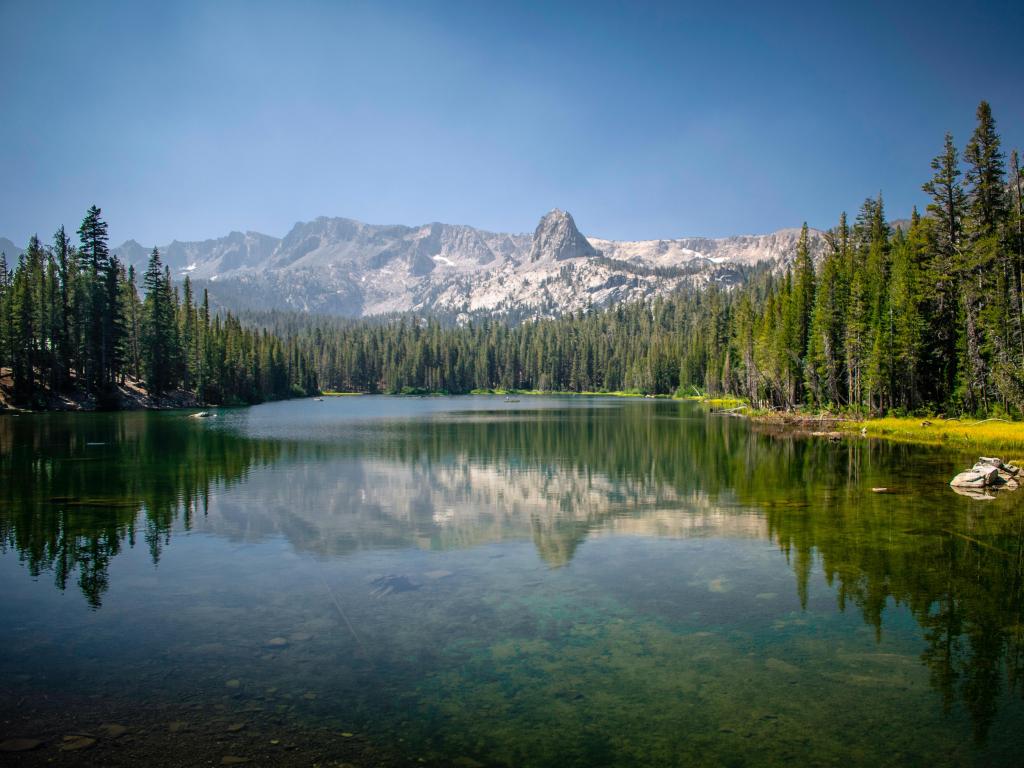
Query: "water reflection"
1 398 1023 752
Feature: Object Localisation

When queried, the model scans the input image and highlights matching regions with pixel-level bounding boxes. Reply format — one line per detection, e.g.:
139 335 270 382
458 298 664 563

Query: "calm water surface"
1 397 1023 766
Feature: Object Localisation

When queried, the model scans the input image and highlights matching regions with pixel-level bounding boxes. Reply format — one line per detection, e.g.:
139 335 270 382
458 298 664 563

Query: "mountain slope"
0 237 24 264
3 211 827 319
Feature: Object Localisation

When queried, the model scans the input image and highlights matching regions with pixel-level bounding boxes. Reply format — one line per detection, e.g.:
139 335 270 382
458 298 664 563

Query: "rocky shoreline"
0 369 203 414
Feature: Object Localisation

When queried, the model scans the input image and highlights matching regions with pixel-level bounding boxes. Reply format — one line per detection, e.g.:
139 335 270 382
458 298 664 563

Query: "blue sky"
1 0 1021 246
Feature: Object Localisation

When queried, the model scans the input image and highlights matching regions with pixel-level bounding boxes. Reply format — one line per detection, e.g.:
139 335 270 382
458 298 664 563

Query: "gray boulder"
951 456 1023 491
951 465 1000 488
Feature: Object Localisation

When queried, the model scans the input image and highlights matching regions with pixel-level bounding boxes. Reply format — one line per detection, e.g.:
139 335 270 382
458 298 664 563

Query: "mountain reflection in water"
1 397 1022 761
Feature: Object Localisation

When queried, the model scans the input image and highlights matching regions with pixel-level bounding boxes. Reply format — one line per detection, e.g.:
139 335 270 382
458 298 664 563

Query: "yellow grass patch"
681 394 749 409
841 416 1024 452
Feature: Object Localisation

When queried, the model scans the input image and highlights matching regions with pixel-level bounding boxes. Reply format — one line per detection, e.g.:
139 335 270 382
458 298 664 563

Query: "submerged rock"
60 735 97 751
764 658 800 675
370 574 421 597
99 723 128 739
0 738 43 752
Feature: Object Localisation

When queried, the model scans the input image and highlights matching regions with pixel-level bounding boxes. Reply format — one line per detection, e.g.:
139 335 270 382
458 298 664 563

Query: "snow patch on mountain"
3 212 826 320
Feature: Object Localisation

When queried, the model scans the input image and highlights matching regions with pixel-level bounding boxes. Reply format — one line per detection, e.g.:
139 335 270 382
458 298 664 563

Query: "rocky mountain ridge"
3 210 827 320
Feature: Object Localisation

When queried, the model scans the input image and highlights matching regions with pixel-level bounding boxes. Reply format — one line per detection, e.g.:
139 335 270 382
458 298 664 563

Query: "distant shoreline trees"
0 207 317 409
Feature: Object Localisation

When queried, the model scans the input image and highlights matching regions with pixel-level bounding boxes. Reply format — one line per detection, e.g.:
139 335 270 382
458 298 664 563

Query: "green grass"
320 391 364 396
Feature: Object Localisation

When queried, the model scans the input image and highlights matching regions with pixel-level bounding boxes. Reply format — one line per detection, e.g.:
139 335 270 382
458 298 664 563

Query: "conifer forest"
0 207 317 408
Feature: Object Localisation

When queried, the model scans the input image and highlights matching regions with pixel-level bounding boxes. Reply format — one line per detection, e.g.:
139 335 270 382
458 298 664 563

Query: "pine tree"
122 265 142 380
888 230 924 410
921 133 967 407
845 268 869 412
52 227 73 390
964 101 1007 238
791 223 815 401
77 205 117 394
1010 150 1024 364
142 248 173 394
180 276 196 391
807 222 846 406
10 246 37 401
961 101 1009 412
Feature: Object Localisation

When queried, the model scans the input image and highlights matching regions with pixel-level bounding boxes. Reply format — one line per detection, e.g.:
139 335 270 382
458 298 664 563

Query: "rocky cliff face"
3 212 827 320
528 209 599 262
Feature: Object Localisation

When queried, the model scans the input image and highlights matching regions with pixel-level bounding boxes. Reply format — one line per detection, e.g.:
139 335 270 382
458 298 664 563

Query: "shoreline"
690 396 1024 455
8 387 1024 455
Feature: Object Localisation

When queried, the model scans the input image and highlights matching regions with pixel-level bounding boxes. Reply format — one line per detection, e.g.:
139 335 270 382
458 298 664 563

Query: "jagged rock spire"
528 209 598 262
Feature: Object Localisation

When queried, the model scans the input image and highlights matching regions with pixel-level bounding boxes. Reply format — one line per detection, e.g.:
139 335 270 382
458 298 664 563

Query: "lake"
1 396 1022 766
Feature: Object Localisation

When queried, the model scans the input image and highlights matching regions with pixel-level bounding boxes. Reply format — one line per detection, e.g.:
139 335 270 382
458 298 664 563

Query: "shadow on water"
1 398 1022 762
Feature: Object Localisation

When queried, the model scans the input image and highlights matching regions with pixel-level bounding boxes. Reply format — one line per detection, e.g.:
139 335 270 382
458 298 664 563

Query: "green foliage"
1 208 318 408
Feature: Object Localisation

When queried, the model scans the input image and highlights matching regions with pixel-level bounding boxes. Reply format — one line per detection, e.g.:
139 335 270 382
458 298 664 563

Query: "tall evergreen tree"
77 205 118 394
960 102 1009 412
921 133 967 407
142 248 174 394
807 219 846 405
964 101 1007 238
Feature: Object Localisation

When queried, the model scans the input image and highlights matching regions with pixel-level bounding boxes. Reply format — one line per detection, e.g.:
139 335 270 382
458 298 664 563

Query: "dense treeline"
707 100 1022 415
266 102 1022 417
0 207 317 408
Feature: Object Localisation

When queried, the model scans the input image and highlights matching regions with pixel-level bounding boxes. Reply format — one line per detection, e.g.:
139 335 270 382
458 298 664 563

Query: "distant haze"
1 1 1021 246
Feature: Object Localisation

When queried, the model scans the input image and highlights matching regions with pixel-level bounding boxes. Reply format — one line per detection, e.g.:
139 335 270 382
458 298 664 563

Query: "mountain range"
2 210 826 320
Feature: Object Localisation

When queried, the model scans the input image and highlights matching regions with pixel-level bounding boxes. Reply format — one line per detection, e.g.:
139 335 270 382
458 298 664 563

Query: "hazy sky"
2 0 1022 246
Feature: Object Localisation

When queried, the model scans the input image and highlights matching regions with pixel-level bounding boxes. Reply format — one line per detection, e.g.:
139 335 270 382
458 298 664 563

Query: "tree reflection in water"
1 401 1021 740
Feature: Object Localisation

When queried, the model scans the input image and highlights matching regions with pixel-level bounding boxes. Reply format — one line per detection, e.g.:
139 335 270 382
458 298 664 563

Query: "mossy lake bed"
1 396 1023 766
